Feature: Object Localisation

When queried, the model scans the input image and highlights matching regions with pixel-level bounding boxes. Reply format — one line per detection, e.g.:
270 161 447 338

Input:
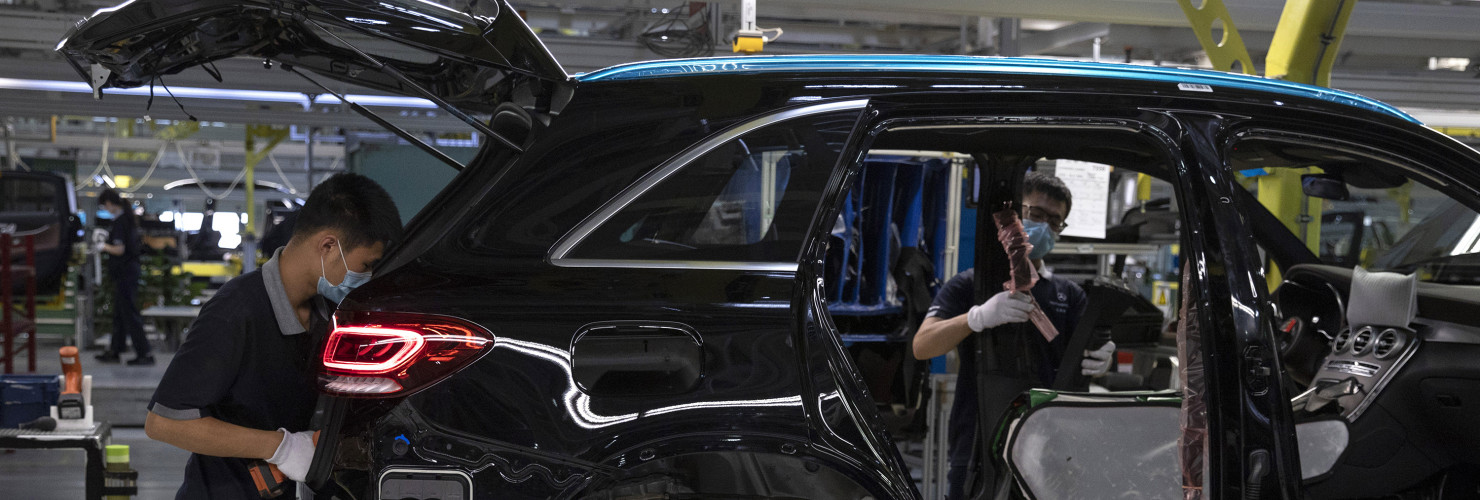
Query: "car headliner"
575 54 1416 125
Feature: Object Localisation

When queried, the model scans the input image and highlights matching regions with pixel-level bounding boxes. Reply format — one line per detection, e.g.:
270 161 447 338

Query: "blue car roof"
577 55 1417 124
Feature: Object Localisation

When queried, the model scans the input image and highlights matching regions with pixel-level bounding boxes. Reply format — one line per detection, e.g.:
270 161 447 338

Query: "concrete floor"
0 427 190 499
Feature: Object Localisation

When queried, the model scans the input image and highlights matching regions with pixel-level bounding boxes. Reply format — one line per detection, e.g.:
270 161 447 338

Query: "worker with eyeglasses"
912 172 1115 499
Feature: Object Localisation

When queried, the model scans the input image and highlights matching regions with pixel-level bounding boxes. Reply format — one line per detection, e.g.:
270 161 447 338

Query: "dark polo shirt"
925 267 1087 466
148 248 328 499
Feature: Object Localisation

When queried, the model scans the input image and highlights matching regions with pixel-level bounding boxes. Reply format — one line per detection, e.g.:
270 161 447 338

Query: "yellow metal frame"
1264 0 1358 87
1256 168 1324 288
180 261 235 278
243 125 290 238
1179 0 1362 289
1175 0 1256 74
153 120 201 142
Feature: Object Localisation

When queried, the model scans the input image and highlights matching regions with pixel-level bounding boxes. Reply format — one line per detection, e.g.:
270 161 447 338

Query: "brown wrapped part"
1177 269 1206 500
992 209 1059 342
1025 298 1060 343
992 209 1038 293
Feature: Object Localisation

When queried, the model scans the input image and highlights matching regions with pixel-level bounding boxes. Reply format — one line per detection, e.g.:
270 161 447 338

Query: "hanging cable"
639 3 714 58
267 152 299 195
176 142 247 200
76 134 113 190
119 141 170 193
7 151 30 172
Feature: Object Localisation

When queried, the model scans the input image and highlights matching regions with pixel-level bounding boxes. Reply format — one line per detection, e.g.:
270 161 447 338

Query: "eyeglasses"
1021 204 1068 232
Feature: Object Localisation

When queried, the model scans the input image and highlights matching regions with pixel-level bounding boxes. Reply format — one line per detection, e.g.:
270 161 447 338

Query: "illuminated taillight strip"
320 374 404 394
322 326 427 374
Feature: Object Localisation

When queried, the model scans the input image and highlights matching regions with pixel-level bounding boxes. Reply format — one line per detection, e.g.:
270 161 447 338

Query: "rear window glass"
564 110 859 264
0 177 58 213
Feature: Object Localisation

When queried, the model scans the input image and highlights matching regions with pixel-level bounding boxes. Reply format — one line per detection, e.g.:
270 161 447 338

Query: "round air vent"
1351 328 1375 355
1373 329 1404 359
1332 329 1353 353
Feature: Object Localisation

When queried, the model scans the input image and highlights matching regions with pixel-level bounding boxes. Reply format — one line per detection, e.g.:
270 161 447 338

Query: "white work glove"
966 291 1033 331
1081 340 1117 377
92 241 106 253
267 428 316 482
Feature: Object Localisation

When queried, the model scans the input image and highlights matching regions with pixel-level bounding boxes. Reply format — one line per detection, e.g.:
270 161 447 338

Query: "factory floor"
0 427 189 499
3 337 186 498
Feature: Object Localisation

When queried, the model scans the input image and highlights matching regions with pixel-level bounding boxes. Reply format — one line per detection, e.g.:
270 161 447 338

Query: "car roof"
576 54 1416 124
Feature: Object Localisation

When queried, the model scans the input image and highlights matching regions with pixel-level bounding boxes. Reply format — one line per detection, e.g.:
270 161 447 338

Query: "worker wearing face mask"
94 188 153 365
143 173 401 499
912 172 1114 499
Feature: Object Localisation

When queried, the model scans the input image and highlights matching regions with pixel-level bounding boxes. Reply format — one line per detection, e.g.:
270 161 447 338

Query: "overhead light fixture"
1429 57 1471 72
0 78 436 109
162 179 195 191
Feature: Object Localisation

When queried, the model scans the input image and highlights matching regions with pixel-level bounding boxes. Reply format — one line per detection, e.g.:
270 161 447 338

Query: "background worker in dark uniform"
95 188 152 365
912 172 1117 499
143 173 401 499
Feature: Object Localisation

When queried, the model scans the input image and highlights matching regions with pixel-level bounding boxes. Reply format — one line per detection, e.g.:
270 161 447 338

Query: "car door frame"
1170 110 1306 499
797 92 1281 498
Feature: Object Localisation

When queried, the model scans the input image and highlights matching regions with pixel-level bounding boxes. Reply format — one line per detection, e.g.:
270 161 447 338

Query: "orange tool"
57 346 86 420
248 431 320 498
249 461 287 498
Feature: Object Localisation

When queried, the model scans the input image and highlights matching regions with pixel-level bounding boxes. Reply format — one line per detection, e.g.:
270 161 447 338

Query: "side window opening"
561 109 859 265
1230 137 1480 285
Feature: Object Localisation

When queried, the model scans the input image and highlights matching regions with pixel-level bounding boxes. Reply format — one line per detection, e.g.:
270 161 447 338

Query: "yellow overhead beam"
1264 0 1358 87
243 125 289 238
1430 126 1480 140
152 120 200 142
1257 168 1324 289
1175 0 1256 75
1180 1 1356 290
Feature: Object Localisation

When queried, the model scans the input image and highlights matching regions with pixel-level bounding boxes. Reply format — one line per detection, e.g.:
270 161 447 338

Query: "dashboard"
1272 264 1480 497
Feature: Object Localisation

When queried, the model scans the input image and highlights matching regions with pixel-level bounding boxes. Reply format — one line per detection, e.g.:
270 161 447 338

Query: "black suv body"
60 1 1480 498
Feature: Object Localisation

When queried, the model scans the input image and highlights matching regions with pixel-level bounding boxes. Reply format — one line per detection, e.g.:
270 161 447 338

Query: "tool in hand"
248 460 288 498
248 430 320 498
57 346 86 420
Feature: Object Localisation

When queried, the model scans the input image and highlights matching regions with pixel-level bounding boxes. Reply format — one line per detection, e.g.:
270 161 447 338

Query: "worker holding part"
144 173 401 499
95 188 152 366
912 172 1116 499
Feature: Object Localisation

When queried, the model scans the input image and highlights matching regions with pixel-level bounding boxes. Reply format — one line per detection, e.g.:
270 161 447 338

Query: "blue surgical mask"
1023 219 1056 261
318 240 372 304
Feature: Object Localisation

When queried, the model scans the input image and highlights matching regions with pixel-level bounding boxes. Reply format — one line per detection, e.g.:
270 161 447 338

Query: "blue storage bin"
1 374 61 428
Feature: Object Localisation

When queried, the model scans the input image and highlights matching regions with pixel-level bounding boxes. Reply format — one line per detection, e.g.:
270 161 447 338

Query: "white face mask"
317 240 372 303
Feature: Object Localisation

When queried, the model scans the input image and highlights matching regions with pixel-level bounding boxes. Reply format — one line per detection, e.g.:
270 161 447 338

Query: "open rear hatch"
56 0 567 114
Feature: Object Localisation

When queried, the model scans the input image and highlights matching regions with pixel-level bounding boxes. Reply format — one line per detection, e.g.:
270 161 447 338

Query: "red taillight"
319 312 494 397
323 327 427 374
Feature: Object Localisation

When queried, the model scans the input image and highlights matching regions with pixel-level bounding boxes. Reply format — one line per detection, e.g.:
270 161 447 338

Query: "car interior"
1231 137 1480 499
988 133 1480 500
807 121 1480 498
